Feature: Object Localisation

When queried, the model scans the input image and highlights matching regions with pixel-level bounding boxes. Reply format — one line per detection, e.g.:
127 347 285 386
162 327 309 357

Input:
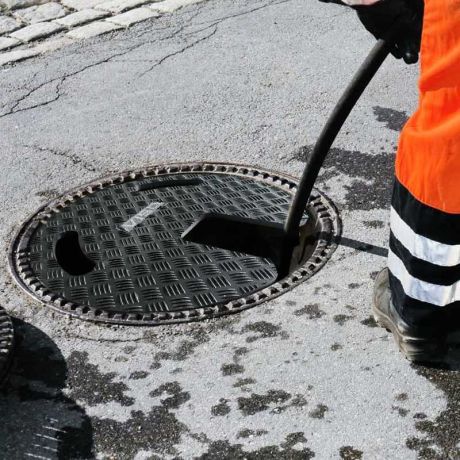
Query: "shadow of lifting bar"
339 237 389 258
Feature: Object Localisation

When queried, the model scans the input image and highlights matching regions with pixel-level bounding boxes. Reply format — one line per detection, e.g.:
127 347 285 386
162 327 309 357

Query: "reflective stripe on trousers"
389 0 460 315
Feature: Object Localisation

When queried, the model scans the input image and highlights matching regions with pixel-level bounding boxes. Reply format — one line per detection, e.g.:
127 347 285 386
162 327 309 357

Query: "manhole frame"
9 162 342 326
0 306 14 386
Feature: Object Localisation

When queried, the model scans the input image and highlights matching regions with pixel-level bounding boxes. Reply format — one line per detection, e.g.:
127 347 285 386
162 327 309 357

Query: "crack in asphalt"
114 0 292 68
0 0 291 118
2 78 61 117
137 24 218 78
190 0 293 31
0 56 114 119
132 0 300 77
0 6 205 119
57 334 144 343
22 144 97 173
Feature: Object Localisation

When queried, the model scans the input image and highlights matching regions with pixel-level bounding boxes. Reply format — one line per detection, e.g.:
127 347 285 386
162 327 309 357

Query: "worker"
326 0 460 362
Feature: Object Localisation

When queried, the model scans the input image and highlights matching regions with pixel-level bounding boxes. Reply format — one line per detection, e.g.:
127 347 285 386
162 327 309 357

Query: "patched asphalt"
1 0 459 458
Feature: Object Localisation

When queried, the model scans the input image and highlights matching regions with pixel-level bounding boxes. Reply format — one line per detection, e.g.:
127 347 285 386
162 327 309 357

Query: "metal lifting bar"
184 34 397 280
283 37 393 238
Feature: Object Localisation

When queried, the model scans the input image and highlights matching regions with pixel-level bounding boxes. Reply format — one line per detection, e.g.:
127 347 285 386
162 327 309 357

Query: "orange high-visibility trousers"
389 0 460 325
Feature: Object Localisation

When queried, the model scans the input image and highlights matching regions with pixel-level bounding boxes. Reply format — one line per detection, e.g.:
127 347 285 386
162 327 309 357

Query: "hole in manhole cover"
9 163 341 325
0 306 14 386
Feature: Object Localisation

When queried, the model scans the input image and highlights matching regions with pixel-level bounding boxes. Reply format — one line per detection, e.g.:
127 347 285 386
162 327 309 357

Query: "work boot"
372 268 447 363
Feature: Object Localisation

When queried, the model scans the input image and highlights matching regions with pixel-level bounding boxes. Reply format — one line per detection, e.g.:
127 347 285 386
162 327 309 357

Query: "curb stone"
12 2 66 23
106 7 159 27
54 8 108 27
65 18 118 38
0 44 39 63
0 35 19 49
0 15 21 33
0 0 206 65
95 0 152 14
9 19 63 41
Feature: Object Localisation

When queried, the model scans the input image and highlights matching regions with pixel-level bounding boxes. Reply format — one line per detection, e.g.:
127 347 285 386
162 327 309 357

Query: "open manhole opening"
9 163 341 325
0 306 14 386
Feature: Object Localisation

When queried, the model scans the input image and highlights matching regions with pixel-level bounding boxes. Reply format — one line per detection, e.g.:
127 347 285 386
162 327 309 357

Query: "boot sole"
372 305 447 363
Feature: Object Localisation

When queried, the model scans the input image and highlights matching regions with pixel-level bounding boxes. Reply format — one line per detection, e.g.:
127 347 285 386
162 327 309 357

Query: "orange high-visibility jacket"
345 0 460 316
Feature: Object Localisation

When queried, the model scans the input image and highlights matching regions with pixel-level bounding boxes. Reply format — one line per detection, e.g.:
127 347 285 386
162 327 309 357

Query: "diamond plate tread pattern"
11 163 341 325
25 173 293 314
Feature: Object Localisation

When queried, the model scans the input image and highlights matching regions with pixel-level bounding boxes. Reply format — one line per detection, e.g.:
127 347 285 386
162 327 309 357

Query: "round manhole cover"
0 306 14 386
9 163 341 325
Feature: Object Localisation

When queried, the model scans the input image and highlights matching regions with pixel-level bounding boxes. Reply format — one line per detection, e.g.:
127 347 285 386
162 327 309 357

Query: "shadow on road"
339 236 389 258
409 349 460 458
0 318 94 459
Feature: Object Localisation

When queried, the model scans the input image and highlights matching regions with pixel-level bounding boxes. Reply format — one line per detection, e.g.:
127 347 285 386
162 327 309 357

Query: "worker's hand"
353 0 424 64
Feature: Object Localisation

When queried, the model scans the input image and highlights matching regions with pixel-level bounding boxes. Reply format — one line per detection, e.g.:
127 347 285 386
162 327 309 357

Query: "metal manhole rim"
9 161 342 326
0 305 14 386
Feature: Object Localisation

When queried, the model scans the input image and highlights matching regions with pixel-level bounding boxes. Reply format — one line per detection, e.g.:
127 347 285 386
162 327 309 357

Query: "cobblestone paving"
0 0 205 65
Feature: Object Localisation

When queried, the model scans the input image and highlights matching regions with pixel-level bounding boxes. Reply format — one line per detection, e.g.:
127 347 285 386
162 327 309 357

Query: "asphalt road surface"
1 0 459 458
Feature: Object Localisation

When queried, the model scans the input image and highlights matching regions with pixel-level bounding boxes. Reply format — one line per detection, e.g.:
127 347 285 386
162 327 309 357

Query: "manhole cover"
10 163 341 325
0 306 14 386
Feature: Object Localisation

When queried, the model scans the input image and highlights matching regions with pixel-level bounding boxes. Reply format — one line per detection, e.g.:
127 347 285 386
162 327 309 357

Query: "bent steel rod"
283 37 394 238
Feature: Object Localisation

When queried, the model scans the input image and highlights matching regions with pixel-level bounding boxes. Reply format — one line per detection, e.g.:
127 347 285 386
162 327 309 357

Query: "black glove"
353 0 424 64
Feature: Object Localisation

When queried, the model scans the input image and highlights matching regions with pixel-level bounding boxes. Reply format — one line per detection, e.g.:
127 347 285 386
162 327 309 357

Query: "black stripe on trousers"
389 271 460 329
390 232 460 286
392 179 460 245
